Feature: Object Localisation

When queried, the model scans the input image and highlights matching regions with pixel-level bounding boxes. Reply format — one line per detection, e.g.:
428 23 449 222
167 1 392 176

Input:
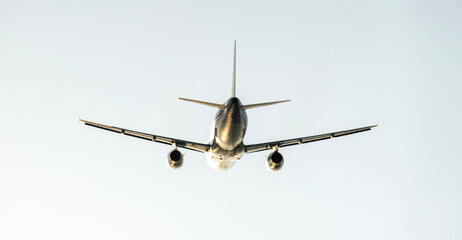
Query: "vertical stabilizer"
231 40 236 97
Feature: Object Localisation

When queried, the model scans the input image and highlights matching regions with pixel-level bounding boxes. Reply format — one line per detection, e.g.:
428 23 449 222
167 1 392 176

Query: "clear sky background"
1 0 461 239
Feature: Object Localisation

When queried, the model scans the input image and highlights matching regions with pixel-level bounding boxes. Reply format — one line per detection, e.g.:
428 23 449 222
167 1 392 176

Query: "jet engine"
167 149 183 169
266 151 284 171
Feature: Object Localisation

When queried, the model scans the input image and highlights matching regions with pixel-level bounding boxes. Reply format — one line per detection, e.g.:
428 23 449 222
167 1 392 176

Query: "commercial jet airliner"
80 41 376 171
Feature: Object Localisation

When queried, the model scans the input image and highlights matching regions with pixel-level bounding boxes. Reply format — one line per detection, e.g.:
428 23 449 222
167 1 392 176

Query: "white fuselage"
206 97 247 170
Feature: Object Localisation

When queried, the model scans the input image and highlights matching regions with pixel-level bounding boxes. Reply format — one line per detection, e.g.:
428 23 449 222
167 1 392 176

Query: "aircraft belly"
206 144 244 171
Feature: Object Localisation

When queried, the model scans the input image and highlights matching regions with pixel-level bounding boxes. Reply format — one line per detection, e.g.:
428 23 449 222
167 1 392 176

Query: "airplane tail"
179 41 290 110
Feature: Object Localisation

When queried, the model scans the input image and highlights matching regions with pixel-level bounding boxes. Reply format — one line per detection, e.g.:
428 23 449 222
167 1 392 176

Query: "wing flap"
83 120 123 133
80 119 210 153
244 125 377 153
332 126 372 137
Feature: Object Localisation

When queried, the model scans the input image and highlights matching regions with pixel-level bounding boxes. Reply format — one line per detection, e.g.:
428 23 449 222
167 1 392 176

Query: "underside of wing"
244 125 377 153
80 119 210 153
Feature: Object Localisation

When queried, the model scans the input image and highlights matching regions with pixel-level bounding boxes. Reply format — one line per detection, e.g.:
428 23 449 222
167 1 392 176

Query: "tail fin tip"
231 40 236 97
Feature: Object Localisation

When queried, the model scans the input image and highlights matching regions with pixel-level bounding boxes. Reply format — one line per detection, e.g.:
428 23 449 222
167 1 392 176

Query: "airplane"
80 41 377 171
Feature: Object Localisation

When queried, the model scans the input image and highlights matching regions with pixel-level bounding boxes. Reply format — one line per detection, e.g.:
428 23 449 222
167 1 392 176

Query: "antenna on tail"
231 40 236 97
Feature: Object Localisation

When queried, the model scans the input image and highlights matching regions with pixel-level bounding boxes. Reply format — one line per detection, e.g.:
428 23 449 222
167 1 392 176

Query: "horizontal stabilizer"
243 100 290 110
179 97 225 109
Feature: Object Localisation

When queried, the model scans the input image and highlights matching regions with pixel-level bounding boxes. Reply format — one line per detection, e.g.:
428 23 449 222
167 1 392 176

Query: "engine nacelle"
267 151 284 171
167 149 183 169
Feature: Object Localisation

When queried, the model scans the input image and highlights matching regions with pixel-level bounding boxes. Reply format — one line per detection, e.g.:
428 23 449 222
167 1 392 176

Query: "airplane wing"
80 119 210 153
244 125 377 153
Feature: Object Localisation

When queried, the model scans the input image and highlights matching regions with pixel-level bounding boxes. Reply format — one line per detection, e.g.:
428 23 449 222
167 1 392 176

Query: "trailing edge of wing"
80 119 210 153
244 125 377 153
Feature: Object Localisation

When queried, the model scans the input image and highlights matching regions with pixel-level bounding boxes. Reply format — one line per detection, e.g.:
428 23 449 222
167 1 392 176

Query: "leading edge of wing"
244 125 378 154
80 119 210 153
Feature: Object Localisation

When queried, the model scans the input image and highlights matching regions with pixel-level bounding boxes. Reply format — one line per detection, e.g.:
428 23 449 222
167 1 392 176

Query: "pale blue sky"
1 0 461 239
